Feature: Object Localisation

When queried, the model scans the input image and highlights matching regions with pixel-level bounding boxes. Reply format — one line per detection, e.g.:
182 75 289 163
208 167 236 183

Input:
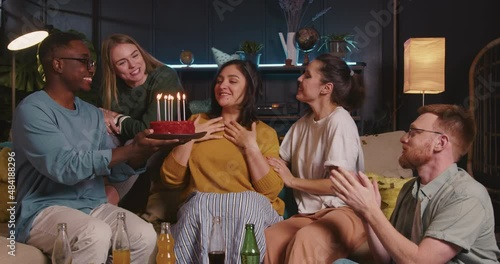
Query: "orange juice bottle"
112 212 130 264
112 248 131 264
156 222 176 264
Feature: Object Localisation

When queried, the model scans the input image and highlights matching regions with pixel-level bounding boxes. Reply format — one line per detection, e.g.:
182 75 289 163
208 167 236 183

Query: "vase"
328 40 348 59
279 32 299 66
239 53 261 67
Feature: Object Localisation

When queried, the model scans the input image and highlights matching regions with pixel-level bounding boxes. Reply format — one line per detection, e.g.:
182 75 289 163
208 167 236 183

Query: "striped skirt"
172 191 283 264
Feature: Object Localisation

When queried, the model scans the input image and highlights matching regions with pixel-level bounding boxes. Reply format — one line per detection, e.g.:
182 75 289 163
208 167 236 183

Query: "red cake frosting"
150 121 195 134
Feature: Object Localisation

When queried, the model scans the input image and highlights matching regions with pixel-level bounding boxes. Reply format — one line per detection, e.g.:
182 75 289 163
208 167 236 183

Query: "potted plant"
317 33 358 59
239 41 264 66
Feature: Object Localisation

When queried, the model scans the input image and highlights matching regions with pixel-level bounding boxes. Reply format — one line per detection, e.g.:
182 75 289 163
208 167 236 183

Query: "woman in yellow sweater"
161 59 284 263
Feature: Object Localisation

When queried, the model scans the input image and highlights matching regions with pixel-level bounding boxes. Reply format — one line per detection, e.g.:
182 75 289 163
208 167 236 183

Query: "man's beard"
399 141 433 169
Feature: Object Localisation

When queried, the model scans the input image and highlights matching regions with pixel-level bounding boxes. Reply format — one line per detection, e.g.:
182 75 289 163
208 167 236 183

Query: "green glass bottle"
240 224 260 264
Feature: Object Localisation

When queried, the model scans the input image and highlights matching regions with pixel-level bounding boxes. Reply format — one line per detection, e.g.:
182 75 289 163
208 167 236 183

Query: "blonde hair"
101 34 164 109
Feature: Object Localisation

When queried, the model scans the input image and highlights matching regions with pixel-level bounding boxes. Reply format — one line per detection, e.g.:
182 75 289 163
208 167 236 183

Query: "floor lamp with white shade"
403 38 446 106
7 30 49 118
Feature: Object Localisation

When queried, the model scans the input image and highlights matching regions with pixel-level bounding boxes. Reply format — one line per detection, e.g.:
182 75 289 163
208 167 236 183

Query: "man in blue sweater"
12 32 178 263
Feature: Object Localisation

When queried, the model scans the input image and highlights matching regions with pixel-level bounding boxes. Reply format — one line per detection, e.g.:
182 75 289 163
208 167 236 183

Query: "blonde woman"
99 34 183 205
100 33 182 140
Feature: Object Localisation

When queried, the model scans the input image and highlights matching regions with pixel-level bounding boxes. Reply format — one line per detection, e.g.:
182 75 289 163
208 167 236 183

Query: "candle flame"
177 92 181 100
182 93 186 100
156 93 163 100
164 95 168 99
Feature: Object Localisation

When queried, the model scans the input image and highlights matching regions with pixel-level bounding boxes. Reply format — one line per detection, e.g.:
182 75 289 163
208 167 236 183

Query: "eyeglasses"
57 57 96 70
406 127 444 138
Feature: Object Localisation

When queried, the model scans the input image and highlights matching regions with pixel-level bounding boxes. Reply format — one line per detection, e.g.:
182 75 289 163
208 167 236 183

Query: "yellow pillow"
366 172 412 219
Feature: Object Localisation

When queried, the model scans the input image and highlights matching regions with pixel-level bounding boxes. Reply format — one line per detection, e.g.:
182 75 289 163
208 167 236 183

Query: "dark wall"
3 0 386 131
2 0 499 135
395 0 499 130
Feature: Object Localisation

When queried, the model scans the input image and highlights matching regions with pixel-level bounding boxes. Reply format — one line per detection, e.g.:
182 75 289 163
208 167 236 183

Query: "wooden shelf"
175 62 367 135
169 62 366 73
258 115 301 121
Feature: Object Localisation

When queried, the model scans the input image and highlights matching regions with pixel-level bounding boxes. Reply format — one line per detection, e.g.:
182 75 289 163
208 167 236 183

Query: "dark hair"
314 53 365 111
38 32 83 71
207 60 262 129
418 104 476 161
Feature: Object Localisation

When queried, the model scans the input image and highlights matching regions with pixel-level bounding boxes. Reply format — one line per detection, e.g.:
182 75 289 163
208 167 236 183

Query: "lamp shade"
7 30 48 51
404 38 445 94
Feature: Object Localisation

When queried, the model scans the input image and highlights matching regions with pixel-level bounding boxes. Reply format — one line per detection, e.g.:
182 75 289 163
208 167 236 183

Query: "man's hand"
133 129 179 154
329 167 381 217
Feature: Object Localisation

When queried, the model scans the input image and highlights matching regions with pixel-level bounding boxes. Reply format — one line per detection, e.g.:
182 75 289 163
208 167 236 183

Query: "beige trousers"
27 204 156 264
264 207 366 264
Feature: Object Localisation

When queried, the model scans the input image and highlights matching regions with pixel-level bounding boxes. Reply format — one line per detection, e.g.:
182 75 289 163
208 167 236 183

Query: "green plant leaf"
239 41 263 54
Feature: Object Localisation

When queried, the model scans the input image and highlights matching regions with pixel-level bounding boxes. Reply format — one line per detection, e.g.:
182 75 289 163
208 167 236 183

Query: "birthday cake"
150 121 195 134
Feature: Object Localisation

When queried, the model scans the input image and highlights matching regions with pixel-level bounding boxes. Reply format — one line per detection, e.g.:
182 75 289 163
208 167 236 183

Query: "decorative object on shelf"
403 38 445 106
239 41 263 67
180 50 194 66
211 47 239 67
294 27 320 66
278 0 332 66
278 0 332 33
279 32 298 66
317 33 358 60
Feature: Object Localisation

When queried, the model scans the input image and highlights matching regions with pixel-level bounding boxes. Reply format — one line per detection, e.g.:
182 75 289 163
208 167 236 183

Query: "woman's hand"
193 115 224 142
223 121 259 152
100 108 120 135
267 157 294 187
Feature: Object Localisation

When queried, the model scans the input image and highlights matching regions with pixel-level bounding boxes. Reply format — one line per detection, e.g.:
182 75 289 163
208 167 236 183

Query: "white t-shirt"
280 106 364 214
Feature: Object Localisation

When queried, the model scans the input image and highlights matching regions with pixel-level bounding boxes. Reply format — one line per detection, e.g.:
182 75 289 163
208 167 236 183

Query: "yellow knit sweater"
161 114 285 215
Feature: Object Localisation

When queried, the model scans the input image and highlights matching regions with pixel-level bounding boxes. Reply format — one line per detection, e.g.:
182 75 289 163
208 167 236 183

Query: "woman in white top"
264 54 366 264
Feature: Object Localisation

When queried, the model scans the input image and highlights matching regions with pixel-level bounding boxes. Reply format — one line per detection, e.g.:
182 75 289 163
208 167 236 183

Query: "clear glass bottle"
52 222 72 264
156 222 176 264
208 216 225 264
240 223 260 264
112 212 130 264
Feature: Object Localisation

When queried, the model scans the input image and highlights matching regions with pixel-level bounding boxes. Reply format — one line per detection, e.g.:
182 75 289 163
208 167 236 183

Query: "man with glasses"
11 32 178 263
57 56 96 70
330 104 500 263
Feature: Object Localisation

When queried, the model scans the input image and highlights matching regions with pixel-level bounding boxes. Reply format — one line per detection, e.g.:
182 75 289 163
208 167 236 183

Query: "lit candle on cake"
156 93 162 121
182 93 186 121
167 94 171 121
163 95 168 121
169 95 174 121
177 92 181 121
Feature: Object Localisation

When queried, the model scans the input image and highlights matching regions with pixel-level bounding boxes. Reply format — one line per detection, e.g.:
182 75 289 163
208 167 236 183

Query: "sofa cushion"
366 172 412 219
360 131 413 179
0 224 50 264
